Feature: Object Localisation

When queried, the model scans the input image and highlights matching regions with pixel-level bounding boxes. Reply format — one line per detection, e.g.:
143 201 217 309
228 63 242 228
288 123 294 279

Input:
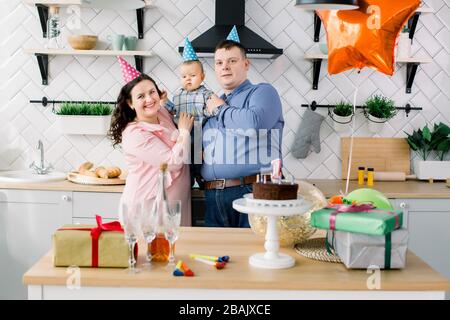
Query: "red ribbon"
326 203 400 231
58 215 124 268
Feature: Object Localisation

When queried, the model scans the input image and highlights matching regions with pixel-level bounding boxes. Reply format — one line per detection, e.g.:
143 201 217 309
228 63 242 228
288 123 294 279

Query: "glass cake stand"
233 194 313 269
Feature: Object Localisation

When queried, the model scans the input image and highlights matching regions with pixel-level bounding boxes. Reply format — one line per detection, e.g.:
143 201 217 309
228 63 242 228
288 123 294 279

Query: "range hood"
178 0 283 59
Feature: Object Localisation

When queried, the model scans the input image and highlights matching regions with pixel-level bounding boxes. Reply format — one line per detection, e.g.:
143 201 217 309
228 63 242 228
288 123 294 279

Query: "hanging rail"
301 101 422 117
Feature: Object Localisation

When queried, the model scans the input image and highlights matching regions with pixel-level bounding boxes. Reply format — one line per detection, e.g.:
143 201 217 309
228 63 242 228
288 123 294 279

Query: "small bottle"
358 167 365 185
367 168 374 187
46 6 62 49
149 163 170 262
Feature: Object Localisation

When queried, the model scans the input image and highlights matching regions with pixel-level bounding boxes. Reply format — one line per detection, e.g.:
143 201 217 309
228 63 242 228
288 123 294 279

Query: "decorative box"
52 216 135 268
327 229 409 269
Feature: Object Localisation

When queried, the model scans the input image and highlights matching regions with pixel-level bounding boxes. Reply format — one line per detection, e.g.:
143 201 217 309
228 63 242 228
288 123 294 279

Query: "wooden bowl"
68 35 97 50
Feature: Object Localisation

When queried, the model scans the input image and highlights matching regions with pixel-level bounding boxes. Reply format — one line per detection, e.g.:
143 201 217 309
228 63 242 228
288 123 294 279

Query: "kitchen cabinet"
391 199 450 280
0 189 72 299
0 189 121 299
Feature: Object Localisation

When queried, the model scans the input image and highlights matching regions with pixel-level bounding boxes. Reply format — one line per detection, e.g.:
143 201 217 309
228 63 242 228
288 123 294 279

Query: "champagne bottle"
149 163 170 262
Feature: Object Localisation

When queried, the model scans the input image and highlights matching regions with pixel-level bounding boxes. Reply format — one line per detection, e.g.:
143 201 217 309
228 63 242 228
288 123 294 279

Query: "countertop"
2 179 450 198
23 227 450 292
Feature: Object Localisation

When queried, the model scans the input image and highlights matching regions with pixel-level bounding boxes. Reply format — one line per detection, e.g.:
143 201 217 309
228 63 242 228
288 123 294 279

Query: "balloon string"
345 82 359 195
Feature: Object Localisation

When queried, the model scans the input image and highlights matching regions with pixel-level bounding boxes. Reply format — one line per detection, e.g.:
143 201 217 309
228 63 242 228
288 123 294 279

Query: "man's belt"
205 175 258 190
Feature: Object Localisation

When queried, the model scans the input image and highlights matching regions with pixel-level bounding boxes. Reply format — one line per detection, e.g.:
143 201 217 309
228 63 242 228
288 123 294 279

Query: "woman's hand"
177 112 194 132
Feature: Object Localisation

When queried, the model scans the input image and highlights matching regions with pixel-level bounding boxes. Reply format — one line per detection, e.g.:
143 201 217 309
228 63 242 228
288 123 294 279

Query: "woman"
109 74 194 226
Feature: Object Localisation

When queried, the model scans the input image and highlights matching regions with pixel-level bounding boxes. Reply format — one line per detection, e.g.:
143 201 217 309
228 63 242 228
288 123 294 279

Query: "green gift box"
311 206 403 236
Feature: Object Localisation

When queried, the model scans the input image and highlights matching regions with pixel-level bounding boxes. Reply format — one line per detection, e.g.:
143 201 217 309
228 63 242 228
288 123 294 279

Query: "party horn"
190 254 230 263
194 257 226 269
181 262 195 277
173 260 184 277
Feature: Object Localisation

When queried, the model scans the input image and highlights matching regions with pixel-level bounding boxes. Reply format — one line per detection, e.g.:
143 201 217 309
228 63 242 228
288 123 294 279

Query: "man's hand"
206 94 225 115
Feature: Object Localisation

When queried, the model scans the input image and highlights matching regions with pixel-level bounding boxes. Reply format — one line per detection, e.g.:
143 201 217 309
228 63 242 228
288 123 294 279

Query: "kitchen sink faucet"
29 140 53 174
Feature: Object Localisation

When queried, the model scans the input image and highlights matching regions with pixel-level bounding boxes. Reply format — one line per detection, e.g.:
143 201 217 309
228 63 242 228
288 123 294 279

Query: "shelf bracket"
312 59 322 90
35 54 49 85
135 55 143 72
36 4 49 38
408 12 421 43
406 62 419 94
136 8 144 39
314 12 321 43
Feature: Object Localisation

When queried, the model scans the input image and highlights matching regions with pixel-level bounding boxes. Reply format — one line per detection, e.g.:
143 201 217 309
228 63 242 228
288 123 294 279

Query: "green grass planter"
55 103 113 135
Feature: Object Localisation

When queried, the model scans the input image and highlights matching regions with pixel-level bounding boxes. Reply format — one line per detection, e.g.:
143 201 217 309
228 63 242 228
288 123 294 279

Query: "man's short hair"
181 60 204 73
215 40 247 59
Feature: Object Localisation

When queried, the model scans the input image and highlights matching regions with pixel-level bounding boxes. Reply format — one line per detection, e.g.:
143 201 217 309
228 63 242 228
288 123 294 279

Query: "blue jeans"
204 184 253 228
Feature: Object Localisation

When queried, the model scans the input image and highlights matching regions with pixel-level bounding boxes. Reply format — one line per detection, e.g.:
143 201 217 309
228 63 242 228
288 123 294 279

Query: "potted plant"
331 101 353 132
364 95 396 133
55 102 114 135
405 122 450 180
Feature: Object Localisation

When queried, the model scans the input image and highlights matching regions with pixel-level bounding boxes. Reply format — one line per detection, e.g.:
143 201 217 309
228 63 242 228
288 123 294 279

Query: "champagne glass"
164 200 181 266
121 202 142 274
141 198 158 269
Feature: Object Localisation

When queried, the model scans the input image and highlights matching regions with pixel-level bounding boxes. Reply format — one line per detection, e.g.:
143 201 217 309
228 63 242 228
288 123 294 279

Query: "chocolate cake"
252 181 299 200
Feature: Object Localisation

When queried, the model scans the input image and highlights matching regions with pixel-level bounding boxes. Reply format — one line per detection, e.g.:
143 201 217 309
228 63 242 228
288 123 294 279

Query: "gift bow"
59 215 125 268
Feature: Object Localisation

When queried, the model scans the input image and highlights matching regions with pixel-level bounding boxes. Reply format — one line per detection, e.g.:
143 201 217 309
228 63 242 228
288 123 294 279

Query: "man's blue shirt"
201 80 284 181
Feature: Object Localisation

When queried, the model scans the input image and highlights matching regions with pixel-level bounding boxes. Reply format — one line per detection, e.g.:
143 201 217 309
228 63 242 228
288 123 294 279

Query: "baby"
163 39 216 188
165 59 214 120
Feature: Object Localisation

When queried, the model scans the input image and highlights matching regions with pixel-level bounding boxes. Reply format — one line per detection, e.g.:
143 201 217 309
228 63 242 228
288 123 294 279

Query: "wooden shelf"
24 48 153 57
303 53 432 93
24 0 153 7
304 53 432 64
24 0 152 39
24 48 152 85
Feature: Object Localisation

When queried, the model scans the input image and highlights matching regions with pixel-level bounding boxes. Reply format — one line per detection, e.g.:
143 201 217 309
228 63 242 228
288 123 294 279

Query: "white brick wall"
0 0 449 179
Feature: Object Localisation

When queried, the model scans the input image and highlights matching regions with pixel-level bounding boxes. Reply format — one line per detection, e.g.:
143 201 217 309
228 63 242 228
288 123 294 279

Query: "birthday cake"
252 181 299 200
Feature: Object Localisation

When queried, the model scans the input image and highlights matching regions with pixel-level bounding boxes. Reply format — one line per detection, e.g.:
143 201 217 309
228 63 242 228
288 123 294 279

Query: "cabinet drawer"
395 199 450 212
72 192 121 219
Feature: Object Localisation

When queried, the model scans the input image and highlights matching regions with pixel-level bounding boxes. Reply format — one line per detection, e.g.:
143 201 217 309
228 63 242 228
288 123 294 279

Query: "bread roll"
81 170 98 178
95 166 109 179
78 162 93 173
106 167 121 178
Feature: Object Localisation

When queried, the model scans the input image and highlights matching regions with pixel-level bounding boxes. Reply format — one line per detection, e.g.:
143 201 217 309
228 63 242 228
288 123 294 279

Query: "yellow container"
358 167 365 185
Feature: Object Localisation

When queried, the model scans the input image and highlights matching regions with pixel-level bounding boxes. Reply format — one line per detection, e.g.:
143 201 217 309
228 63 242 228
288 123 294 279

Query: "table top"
23 228 450 292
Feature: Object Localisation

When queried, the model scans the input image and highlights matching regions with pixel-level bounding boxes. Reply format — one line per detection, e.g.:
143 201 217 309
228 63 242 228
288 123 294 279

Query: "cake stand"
233 194 313 269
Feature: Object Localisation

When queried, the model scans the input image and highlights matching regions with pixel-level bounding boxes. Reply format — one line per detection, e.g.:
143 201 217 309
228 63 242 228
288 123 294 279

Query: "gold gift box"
52 224 130 268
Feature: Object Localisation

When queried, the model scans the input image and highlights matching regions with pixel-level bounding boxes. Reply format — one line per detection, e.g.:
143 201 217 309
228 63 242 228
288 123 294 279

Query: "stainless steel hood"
178 0 283 59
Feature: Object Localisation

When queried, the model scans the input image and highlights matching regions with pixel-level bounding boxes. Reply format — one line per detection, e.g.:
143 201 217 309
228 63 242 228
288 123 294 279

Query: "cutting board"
341 137 410 179
67 171 126 185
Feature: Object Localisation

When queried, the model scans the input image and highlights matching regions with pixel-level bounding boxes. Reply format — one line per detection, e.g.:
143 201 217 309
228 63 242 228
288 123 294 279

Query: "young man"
201 40 284 228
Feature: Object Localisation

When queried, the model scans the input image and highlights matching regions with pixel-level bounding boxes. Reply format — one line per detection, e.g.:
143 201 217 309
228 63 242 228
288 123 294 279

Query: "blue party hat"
226 25 240 43
182 37 199 62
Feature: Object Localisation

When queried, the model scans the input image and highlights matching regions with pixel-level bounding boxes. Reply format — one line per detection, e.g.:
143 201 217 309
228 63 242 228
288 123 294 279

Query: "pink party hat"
118 56 141 84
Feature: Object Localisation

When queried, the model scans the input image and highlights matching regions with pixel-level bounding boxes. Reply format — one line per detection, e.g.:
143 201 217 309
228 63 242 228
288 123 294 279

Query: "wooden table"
23 228 450 300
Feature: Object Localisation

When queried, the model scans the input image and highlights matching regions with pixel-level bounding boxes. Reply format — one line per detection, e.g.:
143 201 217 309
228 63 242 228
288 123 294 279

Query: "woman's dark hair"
108 73 162 148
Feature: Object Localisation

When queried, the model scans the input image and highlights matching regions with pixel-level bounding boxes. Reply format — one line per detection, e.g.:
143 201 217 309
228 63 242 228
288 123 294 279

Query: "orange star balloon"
317 0 420 76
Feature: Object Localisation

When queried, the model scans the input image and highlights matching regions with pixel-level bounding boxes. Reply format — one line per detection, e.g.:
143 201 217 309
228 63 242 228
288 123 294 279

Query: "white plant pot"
367 114 387 133
413 160 450 180
57 115 112 135
332 112 352 132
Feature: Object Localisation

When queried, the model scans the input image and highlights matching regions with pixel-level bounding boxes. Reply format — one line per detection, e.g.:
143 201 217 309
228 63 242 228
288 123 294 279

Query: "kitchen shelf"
303 53 432 93
312 7 435 43
24 48 152 85
24 0 153 39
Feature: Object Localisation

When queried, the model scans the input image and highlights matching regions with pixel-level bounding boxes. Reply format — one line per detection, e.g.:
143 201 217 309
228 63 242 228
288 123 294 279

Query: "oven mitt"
291 108 325 159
